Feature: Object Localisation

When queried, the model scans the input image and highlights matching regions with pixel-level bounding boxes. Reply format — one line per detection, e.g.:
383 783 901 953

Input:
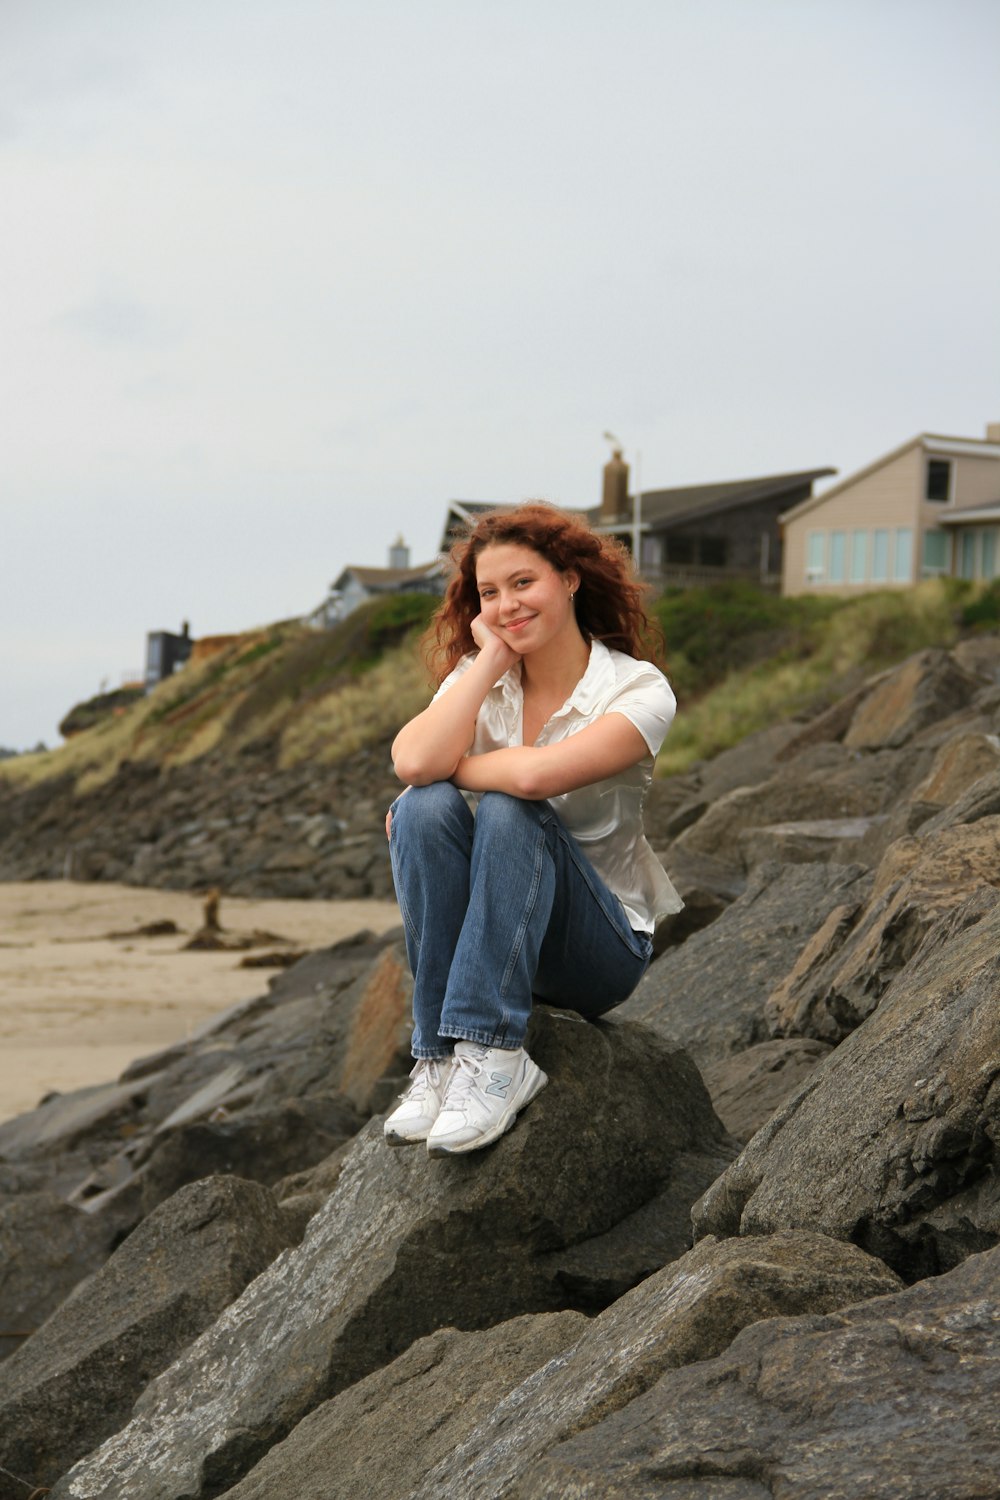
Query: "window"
894 528 913 582
871 530 889 582
668 535 694 565
959 531 976 579
922 530 949 575
926 459 951 503
699 536 727 567
806 531 825 580
850 531 867 583
828 531 846 583
983 529 998 580
640 535 663 569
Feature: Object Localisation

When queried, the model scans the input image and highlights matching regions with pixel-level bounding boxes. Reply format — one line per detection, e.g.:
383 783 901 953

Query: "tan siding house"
781 426 1000 596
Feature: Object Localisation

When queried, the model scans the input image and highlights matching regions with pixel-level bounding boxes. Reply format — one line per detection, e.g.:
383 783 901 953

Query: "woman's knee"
392 781 470 838
474 790 545 836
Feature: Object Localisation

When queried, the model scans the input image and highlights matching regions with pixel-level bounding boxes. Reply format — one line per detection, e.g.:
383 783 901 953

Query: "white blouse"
434 639 683 933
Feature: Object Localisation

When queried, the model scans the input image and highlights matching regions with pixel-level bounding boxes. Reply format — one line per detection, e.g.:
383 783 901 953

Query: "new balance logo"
485 1071 512 1098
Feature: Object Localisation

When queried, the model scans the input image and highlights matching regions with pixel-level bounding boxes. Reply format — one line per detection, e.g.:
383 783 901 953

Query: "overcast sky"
3 0 998 749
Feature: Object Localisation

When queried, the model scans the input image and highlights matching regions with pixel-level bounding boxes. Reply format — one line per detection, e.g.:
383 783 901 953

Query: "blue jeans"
388 782 654 1059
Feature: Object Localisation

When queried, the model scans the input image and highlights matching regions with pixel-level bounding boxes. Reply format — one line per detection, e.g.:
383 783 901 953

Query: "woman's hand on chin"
471 613 518 675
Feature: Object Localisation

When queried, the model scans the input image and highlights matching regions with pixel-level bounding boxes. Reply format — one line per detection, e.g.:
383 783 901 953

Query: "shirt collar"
494 638 616 718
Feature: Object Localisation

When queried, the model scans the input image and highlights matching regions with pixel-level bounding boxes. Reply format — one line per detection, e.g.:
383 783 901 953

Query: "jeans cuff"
440 1025 525 1050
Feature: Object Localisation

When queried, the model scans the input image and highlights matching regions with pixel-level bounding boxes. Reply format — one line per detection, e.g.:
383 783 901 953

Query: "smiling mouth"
502 616 535 632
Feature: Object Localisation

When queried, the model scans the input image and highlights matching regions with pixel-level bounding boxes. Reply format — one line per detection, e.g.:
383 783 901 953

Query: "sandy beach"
0 881 401 1125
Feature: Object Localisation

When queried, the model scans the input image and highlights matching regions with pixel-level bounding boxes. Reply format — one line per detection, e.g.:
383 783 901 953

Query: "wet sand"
0 881 401 1125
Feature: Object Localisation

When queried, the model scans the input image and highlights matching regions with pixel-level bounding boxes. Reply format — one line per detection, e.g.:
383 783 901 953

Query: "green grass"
656 580 962 773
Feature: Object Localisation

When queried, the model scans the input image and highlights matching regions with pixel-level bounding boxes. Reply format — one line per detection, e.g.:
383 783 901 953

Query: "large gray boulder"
220 1312 588 1500
51 1008 732 1500
0 1176 299 1499
696 886 1000 1280
618 861 871 1069
401 1231 901 1500
519 1243 1000 1500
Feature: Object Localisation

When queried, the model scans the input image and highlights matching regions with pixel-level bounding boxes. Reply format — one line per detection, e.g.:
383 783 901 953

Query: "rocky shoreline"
1 636 999 1496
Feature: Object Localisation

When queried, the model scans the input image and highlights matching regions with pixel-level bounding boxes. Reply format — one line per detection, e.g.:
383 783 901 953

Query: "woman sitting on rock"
383 502 681 1156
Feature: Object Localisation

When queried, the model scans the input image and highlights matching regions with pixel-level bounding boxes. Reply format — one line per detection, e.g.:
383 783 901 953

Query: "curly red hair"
424 502 662 683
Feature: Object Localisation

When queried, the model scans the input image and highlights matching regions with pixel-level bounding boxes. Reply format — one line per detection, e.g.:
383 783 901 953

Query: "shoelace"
404 1059 443 1099
440 1050 484 1108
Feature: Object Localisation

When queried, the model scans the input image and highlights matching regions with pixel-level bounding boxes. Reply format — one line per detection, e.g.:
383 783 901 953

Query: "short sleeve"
605 665 676 757
430 653 476 702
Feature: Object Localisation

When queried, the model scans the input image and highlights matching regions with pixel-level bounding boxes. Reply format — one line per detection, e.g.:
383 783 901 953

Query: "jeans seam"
388 833 422 952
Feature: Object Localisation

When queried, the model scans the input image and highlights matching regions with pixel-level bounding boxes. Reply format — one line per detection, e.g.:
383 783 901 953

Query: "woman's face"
474 542 579 655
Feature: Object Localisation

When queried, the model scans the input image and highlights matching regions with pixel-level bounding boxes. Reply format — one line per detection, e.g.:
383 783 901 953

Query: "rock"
908 730 1000 807
696 887 1000 1280
0 1177 299 1498
137 1097 364 1216
404 1231 902 1500
651 846 746 951
51 1009 733 1500
700 1038 834 1143
842 648 979 750
670 775 879 865
765 815 1000 1042
519 1243 1000 1500
618 861 871 1069
218 1312 587 1500
737 816 884 869
0 1194 117 1361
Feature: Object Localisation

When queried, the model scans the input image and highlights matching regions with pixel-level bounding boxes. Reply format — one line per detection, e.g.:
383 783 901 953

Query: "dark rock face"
520 1244 1000 1500
0 1194 117 1361
220 1312 588 1500
696 888 1000 1280
403 1231 902 1500
0 1177 299 1498
50 1010 733 1500
618 861 871 1069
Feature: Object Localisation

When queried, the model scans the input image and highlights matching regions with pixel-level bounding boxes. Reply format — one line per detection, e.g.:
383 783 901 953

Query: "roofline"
780 434 1000 524
939 504 1000 525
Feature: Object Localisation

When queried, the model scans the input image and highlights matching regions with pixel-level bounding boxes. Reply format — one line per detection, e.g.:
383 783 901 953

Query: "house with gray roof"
307 537 446 627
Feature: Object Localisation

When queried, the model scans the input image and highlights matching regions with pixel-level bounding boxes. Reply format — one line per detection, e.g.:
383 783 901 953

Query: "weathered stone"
671 776 878 865
51 1010 732 1500
843 648 979 750
0 1177 299 1498
952 633 1000 683
765 816 1000 1042
909 729 1000 807
738 816 884 869
219 1312 587 1500
618 861 871 1069
700 1038 833 1143
696 887 1000 1280
775 671 890 760
519 1244 1000 1500
0 1194 116 1361
405 1231 902 1500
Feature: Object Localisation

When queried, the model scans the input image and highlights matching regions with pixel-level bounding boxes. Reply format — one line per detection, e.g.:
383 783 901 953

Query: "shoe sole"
426 1065 548 1156
384 1127 431 1147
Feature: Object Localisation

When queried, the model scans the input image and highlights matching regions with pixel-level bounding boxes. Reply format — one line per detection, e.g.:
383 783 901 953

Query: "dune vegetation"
3 577 997 796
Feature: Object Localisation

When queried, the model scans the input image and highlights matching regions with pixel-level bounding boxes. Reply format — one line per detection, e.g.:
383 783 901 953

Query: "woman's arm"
390 623 515 786
452 712 649 801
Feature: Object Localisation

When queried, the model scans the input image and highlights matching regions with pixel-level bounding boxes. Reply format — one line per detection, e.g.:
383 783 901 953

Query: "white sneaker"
426 1041 547 1156
384 1058 453 1146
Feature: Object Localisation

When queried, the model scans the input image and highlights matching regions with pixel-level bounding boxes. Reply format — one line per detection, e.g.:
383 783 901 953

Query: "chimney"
388 534 410 569
987 421 1000 443
601 448 629 523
